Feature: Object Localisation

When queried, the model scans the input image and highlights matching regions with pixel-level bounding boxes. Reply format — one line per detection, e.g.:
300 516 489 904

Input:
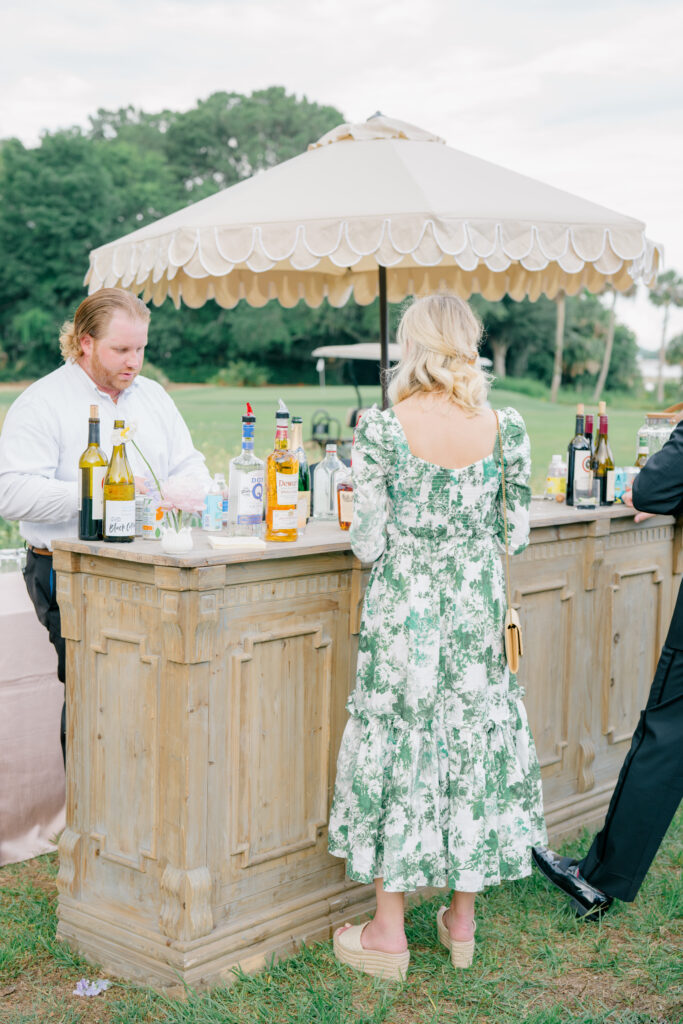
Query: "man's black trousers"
579 643 683 902
22 549 66 765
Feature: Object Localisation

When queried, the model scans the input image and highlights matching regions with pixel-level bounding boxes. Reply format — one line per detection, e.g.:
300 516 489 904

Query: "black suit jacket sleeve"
632 420 683 649
632 421 683 518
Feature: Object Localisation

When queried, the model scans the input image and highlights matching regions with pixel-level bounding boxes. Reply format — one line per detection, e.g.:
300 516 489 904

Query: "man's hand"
624 487 655 523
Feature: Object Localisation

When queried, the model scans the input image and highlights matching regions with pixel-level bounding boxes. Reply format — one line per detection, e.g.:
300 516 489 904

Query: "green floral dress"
328 405 547 893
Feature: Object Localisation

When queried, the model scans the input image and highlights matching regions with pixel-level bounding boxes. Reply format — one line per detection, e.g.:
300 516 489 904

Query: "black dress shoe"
532 846 613 921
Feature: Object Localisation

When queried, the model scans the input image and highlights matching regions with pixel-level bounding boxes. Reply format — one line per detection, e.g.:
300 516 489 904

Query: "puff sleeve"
349 407 392 563
495 407 531 556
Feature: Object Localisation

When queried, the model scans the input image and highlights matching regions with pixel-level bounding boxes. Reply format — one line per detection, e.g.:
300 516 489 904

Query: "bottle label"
91 467 106 519
203 493 223 531
544 475 565 497
605 469 615 502
276 472 298 506
272 508 297 531
105 500 136 538
297 492 310 529
237 471 264 524
573 450 592 490
339 489 354 522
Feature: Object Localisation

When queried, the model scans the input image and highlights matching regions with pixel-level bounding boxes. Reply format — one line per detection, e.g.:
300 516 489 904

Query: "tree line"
0 86 678 395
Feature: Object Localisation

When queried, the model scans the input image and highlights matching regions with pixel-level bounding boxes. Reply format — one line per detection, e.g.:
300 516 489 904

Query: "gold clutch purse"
495 412 524 673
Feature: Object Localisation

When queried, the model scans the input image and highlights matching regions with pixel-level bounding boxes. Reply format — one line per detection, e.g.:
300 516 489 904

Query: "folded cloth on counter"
207 535 266 552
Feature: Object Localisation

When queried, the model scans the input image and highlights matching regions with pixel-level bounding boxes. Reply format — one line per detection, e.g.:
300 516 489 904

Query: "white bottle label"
272 508 297 531
297 491 310 528
276 472 298 506
339 489 354 522
573 450 592 490
105 500 136 537
237 471 264 524
605 469 615 502
92 467 106 519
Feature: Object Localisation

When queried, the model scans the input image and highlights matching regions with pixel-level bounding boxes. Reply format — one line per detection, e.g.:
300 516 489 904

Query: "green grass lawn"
1 809 681 1023
0 381 661 550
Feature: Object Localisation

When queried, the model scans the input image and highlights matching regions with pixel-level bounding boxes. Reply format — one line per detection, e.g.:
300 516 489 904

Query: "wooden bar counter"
53 502 682 987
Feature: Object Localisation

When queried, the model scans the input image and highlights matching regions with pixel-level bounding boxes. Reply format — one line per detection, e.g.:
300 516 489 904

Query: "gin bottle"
313 443 344 521
228 403 265 536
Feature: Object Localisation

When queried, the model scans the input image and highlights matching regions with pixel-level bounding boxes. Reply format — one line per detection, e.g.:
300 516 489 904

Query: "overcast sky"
2 0 682 353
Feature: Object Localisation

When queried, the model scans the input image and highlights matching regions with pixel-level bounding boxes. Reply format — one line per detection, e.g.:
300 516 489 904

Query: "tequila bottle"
228 403 265 536
265 400 298 542
313 443 344 521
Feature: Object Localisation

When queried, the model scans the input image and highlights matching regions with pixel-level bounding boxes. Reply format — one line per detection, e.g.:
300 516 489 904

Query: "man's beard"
90 348 137 392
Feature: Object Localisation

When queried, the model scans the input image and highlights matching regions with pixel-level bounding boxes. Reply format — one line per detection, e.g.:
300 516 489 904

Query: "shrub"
140 360 170 388
209 360 269 387
491 376 548 399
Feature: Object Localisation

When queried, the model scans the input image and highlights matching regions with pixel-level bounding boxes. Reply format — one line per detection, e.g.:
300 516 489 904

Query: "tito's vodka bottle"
265 400 298 542
228 403 265 535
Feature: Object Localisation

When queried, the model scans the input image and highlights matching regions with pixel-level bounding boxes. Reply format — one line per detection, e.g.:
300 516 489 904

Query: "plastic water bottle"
202 474 223 531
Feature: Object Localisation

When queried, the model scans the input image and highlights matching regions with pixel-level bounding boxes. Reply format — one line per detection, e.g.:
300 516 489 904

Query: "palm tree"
648 270 683 403
549 292 565 403
592 283 636 403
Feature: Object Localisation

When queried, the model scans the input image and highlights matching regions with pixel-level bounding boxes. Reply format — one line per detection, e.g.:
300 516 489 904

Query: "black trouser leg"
579 644 683 902
22 550 66 767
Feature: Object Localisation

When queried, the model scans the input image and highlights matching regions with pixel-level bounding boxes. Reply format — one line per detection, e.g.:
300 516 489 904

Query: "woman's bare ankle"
361 917 408 954
444 907 475 941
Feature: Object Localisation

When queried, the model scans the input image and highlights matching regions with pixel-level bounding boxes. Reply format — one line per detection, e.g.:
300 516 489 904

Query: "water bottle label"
202 493 223 531
105 501 136 537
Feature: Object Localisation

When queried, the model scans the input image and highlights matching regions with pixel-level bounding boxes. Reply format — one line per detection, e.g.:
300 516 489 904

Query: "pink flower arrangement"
158 475 207 531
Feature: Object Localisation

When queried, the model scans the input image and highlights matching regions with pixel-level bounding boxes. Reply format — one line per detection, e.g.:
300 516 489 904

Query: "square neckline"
387 407 501 474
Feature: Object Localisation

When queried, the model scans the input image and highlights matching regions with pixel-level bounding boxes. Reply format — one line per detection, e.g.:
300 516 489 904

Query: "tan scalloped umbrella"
86 115 661 399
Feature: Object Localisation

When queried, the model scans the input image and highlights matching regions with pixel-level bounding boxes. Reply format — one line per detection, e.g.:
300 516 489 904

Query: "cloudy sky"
2 0 682 352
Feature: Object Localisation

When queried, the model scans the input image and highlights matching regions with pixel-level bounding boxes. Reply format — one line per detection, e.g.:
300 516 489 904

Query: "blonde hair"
59 289 150 361
388 293 491 414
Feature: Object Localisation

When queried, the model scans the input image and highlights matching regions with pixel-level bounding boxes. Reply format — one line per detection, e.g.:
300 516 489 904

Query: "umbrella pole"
379 266 389 408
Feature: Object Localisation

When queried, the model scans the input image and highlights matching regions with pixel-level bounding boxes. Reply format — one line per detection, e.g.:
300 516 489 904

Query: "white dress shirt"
0 360 210 550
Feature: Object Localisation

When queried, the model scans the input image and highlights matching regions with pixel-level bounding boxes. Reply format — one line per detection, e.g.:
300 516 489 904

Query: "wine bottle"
584 413 595 469
594 413 615 505
103 419 136 543
78 404 108 540
290 416 310 529
634 432 648 468
565 404 591 507
265 400 298 542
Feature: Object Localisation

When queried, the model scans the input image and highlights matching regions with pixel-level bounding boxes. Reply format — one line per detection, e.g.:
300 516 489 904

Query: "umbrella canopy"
311 343 402 362
86 115 661 310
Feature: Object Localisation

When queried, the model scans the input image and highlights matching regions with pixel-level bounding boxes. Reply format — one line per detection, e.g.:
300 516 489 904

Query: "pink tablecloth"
0 571 65 866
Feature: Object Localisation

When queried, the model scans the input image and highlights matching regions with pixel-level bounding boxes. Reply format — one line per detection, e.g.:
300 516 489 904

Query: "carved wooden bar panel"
52 509 679 987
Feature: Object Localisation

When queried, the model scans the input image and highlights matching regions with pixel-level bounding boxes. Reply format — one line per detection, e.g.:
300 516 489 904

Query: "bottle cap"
577 403 584 415
326 443 337 452
242 401 255 424
114 419 124 429
292 416 303 424
89 404 99 418
276 398 289 421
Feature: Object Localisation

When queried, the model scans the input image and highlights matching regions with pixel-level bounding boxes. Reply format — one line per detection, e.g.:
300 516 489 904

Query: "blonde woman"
328 294 546 980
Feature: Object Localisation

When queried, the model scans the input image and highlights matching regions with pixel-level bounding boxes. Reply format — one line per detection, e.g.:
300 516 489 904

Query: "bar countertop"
51 500 657 569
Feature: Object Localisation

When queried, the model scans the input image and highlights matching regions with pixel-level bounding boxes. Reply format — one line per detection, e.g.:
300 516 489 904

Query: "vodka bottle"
228 403 265 536
313 443 344 521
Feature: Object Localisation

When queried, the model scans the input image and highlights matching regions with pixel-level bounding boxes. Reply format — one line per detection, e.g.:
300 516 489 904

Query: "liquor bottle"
634 433 649 468
595 413 615 505
78 404 108 540
290 415 310 530
565 403 591 507
313 443 344 520
265 400 298 542
228 403 265 536
584 413 595 468
103 419 135 543
336 463 353 530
